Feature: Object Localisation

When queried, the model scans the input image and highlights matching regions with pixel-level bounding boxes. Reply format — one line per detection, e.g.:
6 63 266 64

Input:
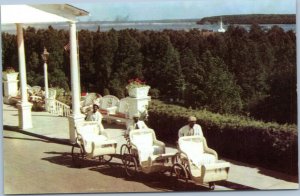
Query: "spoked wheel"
120 144 131 164
71 145 84 168
209 182 215 190
171 163 189 184
99 155 113 164
171 153 179 165
179 158 191 179
184 164 191 179
123 154 138 177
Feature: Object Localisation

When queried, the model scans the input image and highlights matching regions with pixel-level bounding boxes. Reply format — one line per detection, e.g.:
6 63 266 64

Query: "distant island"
197 14 296 24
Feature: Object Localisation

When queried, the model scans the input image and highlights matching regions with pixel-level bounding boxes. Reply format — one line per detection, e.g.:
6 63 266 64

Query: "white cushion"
180 139 216 168
191 153 217 168
78 124 99 136
138 147 154 162
82 134 107 153
180 140 204 155
132 132 153 148
131 132 154 162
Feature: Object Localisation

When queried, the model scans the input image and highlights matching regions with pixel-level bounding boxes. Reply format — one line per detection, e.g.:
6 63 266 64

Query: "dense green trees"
1 24 296 124
92 29 118 94
143 32 182 97
197 51 242 113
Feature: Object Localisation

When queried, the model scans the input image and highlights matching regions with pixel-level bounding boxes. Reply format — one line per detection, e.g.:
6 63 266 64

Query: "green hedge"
148 100 298 175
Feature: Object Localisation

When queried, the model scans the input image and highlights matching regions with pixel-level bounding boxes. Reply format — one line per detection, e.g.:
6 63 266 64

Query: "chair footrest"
200 161 230 183
202 161 230 170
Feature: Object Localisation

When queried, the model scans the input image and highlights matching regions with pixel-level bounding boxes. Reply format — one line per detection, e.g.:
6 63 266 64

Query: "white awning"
1 4 89 24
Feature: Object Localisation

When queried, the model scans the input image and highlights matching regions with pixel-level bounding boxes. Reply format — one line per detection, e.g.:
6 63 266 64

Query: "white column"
44 62 49 99
44 62 49 110
70 21 81 116
17 23 27 103
16 23 32 130
68 21 85 144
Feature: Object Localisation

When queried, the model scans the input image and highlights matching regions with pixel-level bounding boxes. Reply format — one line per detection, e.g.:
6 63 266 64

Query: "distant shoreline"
197 14 296 24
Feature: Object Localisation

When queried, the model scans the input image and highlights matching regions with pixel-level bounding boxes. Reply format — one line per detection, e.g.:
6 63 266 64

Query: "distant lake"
1 21 296 33
77 22 296 32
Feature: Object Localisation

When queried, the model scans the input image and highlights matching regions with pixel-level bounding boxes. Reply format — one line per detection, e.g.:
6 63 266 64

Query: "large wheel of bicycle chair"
171 163 189 184
120 144 131 164
181 160 191 179
208 182 215 190
71 145 85 168
123 154 138 177
99 155 113 164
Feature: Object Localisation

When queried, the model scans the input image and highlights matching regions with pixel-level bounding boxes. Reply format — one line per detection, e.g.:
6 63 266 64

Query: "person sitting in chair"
178 116 203 138
85 104 104 131
126 113 149 135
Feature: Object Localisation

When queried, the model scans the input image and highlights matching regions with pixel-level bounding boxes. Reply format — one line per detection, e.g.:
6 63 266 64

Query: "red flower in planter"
126 78 149 90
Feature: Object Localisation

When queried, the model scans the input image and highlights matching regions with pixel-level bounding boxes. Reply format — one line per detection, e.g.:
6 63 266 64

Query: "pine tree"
200 51 242 113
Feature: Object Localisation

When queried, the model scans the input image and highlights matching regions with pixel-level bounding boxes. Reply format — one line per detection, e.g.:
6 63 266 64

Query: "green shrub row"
147 100 298 175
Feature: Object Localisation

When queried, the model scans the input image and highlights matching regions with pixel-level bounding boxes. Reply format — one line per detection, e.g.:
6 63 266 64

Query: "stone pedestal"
46 89 56 112
17 102 33 130
46 98 56 113
3 72 19 104
127 86 150 98
68 114 85 144
124 96 151 118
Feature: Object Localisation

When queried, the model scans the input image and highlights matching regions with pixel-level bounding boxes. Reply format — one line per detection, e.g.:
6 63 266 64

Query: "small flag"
64 42 70 51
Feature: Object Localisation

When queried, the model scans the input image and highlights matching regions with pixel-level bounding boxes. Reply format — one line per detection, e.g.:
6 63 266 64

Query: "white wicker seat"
129 129 166 166
80 93 102 113
179 136 217 168
178 136 230 182
75 121 117 158
99 95 119 115
105 98 131 125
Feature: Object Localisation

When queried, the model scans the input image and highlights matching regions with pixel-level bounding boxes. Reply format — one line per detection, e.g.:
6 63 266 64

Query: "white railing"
48 99 71 117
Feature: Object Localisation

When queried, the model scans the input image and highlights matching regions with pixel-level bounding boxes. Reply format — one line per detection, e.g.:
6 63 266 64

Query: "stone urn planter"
2 72 19 81
128 86 150 98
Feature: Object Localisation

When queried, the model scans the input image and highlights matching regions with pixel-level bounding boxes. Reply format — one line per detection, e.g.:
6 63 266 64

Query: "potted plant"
2 67 19 81
126 78 150 98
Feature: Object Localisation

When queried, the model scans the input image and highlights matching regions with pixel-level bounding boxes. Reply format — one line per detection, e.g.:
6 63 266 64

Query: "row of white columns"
16 21 83 143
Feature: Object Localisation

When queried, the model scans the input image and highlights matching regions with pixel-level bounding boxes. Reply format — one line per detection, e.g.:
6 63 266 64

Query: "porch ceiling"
1 4 89 24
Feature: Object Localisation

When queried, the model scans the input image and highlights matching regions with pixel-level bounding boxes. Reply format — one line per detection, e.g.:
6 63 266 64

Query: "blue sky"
73 0 296 21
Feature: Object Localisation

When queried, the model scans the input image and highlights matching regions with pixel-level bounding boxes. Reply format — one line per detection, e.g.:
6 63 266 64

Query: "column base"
68 113 85 144
17 102 33 130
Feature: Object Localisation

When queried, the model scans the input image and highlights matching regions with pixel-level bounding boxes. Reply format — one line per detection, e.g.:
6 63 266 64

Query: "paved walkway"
2 104 299 193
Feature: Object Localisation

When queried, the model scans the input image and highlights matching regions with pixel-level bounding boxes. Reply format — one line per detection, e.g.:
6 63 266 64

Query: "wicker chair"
99 95 119 116
129 129 166 172
105 98 131 126
74 121 117 159
178 136 230 187
80 93 102 113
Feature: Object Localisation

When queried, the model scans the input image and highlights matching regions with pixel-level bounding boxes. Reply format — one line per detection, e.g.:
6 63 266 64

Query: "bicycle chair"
178 136 230 189
72 121 117 165
128 128 167 173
